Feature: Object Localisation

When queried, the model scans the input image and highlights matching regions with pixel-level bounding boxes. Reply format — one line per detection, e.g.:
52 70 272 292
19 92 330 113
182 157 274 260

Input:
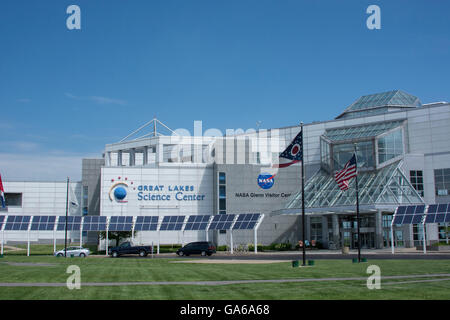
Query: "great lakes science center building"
2 90 450 250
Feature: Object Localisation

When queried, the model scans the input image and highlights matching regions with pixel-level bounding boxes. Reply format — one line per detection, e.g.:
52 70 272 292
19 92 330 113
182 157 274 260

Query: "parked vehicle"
54 246 90 257
108 242 153 257
176 241 216 256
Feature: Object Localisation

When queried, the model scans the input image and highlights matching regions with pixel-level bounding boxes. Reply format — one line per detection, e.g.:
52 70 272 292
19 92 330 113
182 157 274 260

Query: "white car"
54 246 90 257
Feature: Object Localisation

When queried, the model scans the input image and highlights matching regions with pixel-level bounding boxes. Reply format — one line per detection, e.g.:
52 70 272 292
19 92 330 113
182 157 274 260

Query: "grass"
0 255 449 299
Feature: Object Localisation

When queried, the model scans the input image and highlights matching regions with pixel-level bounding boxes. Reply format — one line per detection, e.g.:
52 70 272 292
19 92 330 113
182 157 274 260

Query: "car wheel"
57 253 63 257
201 251 206 256
79 253 86 258
178 251 184 256
207 253 212 256
112 251 119 258
139 250 146 257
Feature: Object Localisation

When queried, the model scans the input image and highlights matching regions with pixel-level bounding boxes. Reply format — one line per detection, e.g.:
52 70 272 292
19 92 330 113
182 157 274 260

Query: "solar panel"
108 216 133 231
423 204 450 224
393 215 404 225
160 216 185 231
4 216 31 230
30 216 56 231
134 216 159 231
393 205 426 225
184 215 211 231
396 206 407 215
232 213 261 230
83 216 107 231
57 216 82 231
208 214 236 230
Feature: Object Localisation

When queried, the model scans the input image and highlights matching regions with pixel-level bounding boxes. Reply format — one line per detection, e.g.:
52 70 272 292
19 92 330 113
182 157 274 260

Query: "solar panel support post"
182 231 185 247
79 221 83 249
64 177 69 258
1 229 3 256
27 226 30 257
53 224 56 254
446 223 449 244
422 223 427 254
254 229 257 254
157 231 160 254
254 214 264 254
230 231 233 254
300 122 306 266
390 213 395 254
105 219 109 257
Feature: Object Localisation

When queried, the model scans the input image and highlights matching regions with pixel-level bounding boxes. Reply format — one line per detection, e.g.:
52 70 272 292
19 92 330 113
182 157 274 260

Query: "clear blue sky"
0 0 449 180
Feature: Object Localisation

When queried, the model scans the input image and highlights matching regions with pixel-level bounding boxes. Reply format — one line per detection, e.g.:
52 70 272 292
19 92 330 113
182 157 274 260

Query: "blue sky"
0 0 449 180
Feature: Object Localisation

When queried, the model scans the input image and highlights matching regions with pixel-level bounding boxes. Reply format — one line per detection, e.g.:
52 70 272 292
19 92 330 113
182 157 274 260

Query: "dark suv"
176 241 216 256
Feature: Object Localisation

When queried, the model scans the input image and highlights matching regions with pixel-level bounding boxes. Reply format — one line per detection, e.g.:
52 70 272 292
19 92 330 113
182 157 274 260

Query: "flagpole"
65 177 69 258
353 144 361 263
301 122 306 266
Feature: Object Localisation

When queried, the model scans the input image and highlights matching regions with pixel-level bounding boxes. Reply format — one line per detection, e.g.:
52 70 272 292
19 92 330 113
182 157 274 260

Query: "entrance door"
352 232 375 249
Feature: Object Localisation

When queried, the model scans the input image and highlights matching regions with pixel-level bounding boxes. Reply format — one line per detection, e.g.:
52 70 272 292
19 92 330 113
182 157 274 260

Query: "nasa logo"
257 173 275 189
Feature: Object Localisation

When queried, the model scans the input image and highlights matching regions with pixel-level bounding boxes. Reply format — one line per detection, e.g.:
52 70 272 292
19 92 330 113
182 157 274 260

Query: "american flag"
274 129 303 168
0 174 6 208
334 154 357 191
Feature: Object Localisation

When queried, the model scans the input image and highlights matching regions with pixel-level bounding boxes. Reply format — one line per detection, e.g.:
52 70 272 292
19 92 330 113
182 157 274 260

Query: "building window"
434 168 450 196
333 141 374 171
218 172 226 233
310 217 322 243
382 214 392 228
5 193 22 207
377 129 403 164
410 170 424 197
438 224 448 242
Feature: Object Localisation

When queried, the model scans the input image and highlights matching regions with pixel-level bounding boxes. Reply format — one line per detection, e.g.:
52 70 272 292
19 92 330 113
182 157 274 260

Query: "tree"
99 231 137 247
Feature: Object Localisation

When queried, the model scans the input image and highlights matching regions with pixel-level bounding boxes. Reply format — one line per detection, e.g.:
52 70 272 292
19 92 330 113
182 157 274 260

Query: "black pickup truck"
108 242 154 257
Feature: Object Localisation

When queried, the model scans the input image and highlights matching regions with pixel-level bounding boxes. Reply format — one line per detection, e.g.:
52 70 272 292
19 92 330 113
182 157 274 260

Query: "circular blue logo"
114 187 127 200
257 173 275 189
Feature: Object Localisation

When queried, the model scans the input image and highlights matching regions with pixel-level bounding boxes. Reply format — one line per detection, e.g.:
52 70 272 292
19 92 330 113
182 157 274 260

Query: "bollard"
308 260 315 266
292 260 299 268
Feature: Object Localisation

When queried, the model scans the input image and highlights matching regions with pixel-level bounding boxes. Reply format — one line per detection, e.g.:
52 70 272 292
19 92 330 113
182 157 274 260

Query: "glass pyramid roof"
337 90 421 119
286 161 423 210
323 120 404 142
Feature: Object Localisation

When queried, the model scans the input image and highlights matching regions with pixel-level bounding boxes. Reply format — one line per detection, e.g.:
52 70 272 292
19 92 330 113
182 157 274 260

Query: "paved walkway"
1 273 449 287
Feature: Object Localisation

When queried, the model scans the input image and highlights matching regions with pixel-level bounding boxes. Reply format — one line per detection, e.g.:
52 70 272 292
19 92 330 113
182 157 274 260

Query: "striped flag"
274 129 303 168
334 154 357 191
0 174 6 208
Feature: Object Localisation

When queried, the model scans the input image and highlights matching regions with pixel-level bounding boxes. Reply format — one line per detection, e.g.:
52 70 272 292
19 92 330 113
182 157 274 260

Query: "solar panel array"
0 213 264 232
108 216 133 231
57 216 82 231
232 213 261 230
83 216 107 231
184 215 211 231
425 203 450 224
393 205 426 225
159 216 185 231
30 216 56 231
4 216 31 230
209 214 235 230
134 216 159 231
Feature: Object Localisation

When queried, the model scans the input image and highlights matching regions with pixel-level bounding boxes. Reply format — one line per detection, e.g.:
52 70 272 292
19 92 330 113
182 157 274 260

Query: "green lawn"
0 255 449 299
